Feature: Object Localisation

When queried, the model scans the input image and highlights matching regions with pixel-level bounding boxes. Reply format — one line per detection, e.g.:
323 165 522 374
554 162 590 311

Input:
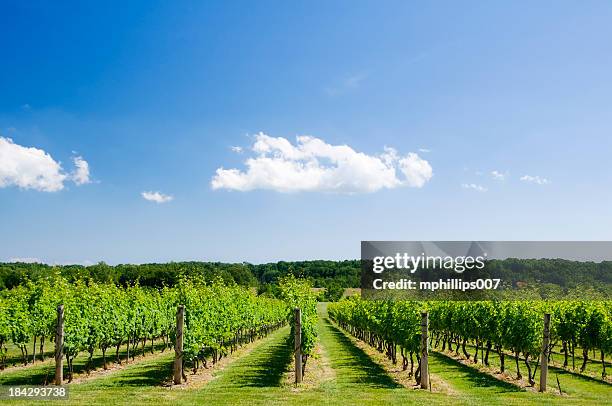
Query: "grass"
319 318 401 388
440 339 611 382
438 341 612 401
546 344 610 379
0 341 170 386
1 341 55 368
2 304 610 405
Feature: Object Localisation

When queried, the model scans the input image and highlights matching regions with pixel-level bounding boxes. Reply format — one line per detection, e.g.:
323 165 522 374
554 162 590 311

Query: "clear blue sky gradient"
1 1 611 264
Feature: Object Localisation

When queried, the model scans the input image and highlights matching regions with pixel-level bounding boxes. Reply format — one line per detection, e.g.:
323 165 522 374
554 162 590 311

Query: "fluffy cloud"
461 183 487 192
141 191 174 203
399 153 433 188
0 137 92 192
71 156 91 185
520 175 549 185
211 133 433 193
0 136 66 191
491 170 506 180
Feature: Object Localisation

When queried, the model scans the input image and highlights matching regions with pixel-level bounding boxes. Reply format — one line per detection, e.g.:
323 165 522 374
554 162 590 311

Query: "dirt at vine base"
284 342 335 391
436 349 567 396
0 358 54 373
70 348 173 384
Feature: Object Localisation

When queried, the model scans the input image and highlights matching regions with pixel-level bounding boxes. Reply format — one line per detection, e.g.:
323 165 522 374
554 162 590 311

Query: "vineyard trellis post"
294 307 302 384
174 305 184 385
539 313 551 392
54 304 64 385
420 312 429 390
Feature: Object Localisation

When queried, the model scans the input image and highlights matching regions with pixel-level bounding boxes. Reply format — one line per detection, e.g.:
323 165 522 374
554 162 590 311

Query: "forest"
1 258 610 300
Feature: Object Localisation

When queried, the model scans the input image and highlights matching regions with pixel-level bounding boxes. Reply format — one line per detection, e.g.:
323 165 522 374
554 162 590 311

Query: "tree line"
1 259 610 300
0 260 360 301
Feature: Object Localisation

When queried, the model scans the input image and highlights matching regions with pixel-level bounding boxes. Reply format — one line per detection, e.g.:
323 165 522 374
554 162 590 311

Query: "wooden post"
420 312 429 390
539 313 551 392
174 305 184 385
294 307 302 384
54 305 64 385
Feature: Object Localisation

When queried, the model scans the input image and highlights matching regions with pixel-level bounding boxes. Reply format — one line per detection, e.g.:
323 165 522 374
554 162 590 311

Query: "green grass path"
191 325 294 404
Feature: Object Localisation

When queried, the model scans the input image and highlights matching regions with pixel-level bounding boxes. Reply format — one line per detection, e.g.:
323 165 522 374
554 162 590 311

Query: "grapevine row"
0 276 290 383
329 298 612 385
277 275 318 379
173 278 287 380
0 277 175 379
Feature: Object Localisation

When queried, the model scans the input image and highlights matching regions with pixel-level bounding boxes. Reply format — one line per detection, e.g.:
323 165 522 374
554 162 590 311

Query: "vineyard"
329 298 612 386
0 275 316 381
0 277 611 405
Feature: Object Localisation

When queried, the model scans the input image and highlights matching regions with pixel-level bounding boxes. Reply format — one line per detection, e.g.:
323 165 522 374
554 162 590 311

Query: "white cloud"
520 175 549 185
8 257 41 263
0 136 67 191
211 132 433 193
141 191 174 203
399 153 433 188
4 257 99 265
491 170 506 181
462 183 487 192
230 146 243 153
418 148 431 153
71 156 91 185
0 137 91 192
50 259 95 266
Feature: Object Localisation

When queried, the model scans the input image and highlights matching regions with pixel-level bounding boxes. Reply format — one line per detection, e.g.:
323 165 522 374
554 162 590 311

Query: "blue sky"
1 1 612 265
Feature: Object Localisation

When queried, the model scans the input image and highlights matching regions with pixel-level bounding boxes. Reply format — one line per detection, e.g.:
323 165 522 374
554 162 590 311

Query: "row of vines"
278 276 318 379
329 298 612 385
0 275 298 384
0 277 176 379
175 279 287 381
